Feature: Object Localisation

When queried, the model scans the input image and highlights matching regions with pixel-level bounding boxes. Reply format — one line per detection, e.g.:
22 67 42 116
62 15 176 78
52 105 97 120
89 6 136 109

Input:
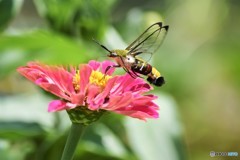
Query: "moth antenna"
92 38 111 53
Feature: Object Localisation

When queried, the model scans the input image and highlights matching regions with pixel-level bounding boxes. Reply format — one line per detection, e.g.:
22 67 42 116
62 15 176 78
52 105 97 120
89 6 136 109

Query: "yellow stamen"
72 70 111 92
89 71 111 88
73 70 80 91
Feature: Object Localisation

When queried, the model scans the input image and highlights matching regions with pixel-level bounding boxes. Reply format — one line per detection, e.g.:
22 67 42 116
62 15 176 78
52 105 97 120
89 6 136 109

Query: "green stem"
61 123 86 160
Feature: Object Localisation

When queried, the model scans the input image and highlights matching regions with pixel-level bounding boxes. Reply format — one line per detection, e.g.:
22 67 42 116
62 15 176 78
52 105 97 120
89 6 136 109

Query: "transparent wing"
126 22 169 62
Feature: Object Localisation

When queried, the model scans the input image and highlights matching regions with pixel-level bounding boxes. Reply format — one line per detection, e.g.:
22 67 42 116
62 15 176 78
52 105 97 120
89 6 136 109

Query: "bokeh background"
0 0 239 160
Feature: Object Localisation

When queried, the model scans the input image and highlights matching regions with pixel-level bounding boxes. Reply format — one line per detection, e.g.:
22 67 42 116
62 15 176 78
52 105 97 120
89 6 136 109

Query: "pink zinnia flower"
17 60 159 123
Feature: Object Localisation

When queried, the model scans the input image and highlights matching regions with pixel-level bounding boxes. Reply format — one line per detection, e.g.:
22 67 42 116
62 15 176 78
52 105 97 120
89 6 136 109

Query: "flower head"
17 60 159 124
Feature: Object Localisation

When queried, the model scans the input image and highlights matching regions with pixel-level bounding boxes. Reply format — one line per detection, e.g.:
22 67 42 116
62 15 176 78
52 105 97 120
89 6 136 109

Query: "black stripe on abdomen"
131 63 152 75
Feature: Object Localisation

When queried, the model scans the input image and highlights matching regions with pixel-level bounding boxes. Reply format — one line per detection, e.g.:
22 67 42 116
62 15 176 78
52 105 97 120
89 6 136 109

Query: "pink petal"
88 60 100 70
17 62 75 101
115 110 158 121
48 100 78 112
117 74 152 94
71 93 85 106
111 74 135 95
114 103 159 120
86 85 102 110
65 102 78 109
107 91 159 120
103 92 133 110
101 60 115 75
93 77 118 105
48 100 67 112
131 95 158 106
126 79 152 94
79 65 92 94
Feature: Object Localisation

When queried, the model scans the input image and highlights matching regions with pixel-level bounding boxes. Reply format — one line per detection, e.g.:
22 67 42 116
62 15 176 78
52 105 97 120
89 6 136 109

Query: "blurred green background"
0 0 239 160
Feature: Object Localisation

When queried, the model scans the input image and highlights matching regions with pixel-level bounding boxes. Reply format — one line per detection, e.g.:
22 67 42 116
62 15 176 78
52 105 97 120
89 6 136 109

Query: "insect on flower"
94 22 169 87
17 61 159 123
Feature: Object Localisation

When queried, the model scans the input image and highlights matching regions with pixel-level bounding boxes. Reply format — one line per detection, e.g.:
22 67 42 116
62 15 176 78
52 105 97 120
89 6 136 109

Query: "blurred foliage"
34 0 116 39
0 0 23 32
0 31 93 77
1 0 240 160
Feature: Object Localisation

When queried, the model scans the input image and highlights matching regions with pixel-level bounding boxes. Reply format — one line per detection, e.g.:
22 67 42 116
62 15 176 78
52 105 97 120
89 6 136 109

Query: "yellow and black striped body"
131 59 165 86
131 61 152 75
147 67 165 87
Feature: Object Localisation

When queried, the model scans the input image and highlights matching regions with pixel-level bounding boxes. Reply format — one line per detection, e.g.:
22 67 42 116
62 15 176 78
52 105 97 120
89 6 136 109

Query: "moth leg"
100 65 119 81
118 56 138 79
105 64 139 79
130 63 143 78
131 70 142 78
104 64 121 75
122 66 137 79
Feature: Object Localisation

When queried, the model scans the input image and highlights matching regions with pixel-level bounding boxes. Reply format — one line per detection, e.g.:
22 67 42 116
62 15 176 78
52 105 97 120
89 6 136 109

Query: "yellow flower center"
72 70 111 92
89 71 111 88
73 70 80 91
